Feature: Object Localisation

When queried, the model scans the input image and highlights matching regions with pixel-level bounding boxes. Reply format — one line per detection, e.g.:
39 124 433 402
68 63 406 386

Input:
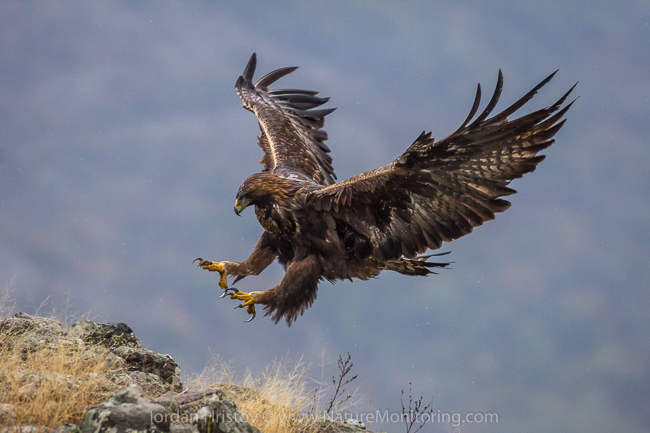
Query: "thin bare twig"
325 352 358 415
401 383 434 433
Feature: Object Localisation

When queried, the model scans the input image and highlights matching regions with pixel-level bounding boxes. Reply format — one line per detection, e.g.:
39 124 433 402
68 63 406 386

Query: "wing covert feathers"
236 53 337 185
306 70 576 261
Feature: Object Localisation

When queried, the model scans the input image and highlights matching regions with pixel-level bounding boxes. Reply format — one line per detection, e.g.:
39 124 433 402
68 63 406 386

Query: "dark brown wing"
235 53 337 185
306 70 576 261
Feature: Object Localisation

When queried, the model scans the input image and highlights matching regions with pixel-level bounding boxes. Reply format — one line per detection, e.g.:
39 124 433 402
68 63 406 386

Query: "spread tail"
385 252 452 276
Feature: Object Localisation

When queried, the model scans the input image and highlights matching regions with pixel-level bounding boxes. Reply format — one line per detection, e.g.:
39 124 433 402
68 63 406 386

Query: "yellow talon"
229 289 257 322
194 258 228 289
195 259 257 322
230 289 254 305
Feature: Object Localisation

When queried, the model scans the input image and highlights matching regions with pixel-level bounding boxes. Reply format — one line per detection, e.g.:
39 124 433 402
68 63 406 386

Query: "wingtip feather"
256 66 299 88
467 69 503 128
243 53 257 81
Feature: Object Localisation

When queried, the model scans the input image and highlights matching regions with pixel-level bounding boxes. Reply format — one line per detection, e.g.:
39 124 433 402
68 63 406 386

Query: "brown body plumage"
196 53 575 325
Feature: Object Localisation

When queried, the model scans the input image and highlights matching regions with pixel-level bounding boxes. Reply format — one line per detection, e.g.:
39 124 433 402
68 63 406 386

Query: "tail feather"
385 252 452 276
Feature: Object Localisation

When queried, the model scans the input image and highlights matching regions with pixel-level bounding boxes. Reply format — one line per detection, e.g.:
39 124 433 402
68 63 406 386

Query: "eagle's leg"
225 255 322 325
194 232 278 290
223 289 257 322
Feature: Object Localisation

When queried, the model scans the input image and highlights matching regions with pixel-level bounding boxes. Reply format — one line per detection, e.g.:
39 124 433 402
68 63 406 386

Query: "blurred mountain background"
1 2 648 432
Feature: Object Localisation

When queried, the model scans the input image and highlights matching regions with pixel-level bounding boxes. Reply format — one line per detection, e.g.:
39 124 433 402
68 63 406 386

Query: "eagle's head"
234 172 294 216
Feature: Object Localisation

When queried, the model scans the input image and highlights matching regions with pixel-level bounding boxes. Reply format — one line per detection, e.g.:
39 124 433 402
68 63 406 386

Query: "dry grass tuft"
187 354 361 433
0 285 116 429
0 278 17 319
0 339 116 428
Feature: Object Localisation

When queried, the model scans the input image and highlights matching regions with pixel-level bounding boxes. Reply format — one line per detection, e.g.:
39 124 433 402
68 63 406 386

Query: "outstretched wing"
236 53 337 186
306 70 576 261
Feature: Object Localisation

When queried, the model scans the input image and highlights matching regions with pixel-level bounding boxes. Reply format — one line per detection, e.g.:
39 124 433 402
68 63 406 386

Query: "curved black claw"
194 258 212 267
219 288 256 323
219 288 238 299
233 302 256 322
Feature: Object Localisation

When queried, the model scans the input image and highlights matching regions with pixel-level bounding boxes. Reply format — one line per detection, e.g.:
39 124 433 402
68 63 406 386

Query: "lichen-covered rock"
0 312 65 340
191 392 260 433
152 389 261 433
53 422 80 433
68 320 141 349
0 426 43 433
169 424 200 433
0 312 68 354
77 384 170 433
107 370 177 397
111 346 182 393
76 386 260 433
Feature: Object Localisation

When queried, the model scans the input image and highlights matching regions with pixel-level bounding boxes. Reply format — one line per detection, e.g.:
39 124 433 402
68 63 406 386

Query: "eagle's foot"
226 289 257 322
194 258 228 289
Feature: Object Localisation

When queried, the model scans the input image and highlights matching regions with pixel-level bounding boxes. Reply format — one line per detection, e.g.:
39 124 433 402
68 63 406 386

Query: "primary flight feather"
196 53 575 326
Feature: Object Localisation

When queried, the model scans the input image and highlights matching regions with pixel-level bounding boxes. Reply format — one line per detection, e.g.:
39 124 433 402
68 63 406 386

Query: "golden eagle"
195 53 575 325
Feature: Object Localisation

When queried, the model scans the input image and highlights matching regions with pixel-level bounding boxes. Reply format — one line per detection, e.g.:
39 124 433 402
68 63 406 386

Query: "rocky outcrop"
0 312 182 397
75 384 267 433
77 385 172 433
0 313 373 433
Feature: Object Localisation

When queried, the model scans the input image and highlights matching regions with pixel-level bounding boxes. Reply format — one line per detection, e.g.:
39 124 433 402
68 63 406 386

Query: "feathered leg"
226 254 322 326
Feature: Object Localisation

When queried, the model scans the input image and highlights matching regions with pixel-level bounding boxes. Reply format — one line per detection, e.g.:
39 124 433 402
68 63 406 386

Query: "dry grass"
186 354 361 433
0 285 116 429
0 278 17 319
0 338 116 429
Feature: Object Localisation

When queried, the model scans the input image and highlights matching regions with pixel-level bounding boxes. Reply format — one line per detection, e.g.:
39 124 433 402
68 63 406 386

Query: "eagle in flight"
195 53 575 325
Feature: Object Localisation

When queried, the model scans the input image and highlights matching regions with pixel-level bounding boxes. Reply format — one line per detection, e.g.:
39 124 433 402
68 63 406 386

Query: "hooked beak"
234 198 250 216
